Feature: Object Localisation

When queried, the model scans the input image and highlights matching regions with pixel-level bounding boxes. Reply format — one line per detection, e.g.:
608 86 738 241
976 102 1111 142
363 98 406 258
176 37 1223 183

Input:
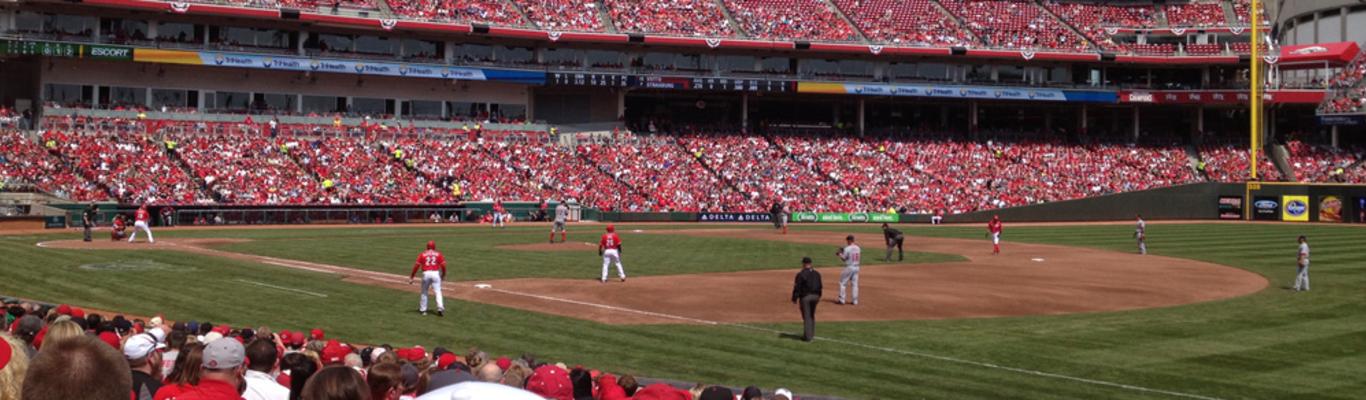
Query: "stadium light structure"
1249 0 1261 181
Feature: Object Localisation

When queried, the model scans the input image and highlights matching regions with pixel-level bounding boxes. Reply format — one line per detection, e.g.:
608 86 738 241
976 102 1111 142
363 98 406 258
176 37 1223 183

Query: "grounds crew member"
881 223 904 261
791 256 822 342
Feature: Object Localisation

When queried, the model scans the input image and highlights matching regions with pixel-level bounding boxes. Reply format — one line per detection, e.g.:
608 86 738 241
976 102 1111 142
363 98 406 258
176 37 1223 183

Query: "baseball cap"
437 353 457 370
122 333 165 360
773 388 793 400
202 338 245 369
56 304 71 316
98 331 121 350
699 386 733 400
321 340 348 364
13 315 42 336
525 365 572 400
70 308 85 319
310 328 324 340
495 356 511 371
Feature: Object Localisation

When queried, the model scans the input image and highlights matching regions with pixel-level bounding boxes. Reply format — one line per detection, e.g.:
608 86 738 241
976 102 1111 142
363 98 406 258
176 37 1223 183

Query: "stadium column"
1079 104 1087 135
742 93 749 132
969 101 979 137
857 98 865 136
1132 107 1141 142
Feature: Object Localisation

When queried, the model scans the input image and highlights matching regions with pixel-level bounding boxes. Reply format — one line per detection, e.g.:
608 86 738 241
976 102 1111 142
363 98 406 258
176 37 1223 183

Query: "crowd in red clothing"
938 0 1091 52
386 0 523 24
40 129 205 205
174 131 323 205
579 138 752 212
491 142 648 211
726 0 858 41
1231 0 1267 25
2 299 786 400
833 0 971 46
606 0 735 37
0 131 108 201
296 137 445 204
1047 1 1159 52
1163 1 1227 28
1285 140 1365 183
520 0 604 32
1198 143 1282 182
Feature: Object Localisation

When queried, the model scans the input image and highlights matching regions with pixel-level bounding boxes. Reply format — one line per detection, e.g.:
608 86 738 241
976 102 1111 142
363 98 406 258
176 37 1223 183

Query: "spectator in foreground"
155 343 206 400
244 339 289 400
39 320 83 346
281 352 320 400
124 330 165 400
2 332 32 400
21 335 132 400
364 363 403 400
301 366 370 400
173 338 246 400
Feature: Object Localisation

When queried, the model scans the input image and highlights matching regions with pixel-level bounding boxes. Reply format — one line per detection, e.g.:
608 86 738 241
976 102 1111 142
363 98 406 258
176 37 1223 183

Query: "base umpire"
881 223 904 261
791 256 822 342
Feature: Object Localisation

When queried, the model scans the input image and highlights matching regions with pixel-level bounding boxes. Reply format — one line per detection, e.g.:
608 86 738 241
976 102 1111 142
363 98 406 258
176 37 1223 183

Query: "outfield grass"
0 223 1362 399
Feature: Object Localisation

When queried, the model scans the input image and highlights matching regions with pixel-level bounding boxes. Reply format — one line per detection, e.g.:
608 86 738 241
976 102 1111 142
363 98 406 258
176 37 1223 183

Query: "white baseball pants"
420 271 444 312
601 249 625 281
1293 264 1310 291
838 266 860 304
128 221 154 243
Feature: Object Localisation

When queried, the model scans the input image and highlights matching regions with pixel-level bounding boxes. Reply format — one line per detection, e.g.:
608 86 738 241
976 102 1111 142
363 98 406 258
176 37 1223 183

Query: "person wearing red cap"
988 215 1003 255
408 240 447 316
525 364 572 400
598 225 626 283
128 204 154 244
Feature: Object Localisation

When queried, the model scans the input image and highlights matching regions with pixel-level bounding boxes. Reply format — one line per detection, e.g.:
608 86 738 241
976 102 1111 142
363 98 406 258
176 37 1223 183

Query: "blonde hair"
1 333 32 400
42 320 84 347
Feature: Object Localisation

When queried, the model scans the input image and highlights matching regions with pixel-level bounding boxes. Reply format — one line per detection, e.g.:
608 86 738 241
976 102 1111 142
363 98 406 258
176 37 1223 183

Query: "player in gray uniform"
836 235 861 305
550 201 569 244
1135 214 1147 255
1293 236 1310 291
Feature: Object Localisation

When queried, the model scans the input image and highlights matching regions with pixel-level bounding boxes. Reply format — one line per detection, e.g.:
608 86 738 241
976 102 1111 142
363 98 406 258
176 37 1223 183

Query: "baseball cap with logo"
202 338 245 370
0 334 11 370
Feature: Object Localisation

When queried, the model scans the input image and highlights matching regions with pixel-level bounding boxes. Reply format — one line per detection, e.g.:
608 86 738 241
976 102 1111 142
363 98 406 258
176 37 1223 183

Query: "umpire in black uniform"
81 203 97 242
882 223 904 261
791 256 822 342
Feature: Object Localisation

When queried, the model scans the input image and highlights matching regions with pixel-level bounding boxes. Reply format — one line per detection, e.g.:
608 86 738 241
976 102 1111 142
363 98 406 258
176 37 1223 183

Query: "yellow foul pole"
1249 0 1261 181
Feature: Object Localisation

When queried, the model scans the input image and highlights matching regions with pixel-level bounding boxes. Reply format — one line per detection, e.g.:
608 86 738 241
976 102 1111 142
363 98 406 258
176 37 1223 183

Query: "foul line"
477 286 1222 400
233 279 329 298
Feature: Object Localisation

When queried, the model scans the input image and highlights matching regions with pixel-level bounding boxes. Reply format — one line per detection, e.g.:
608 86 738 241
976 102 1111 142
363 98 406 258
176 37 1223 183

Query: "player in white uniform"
1293 236 1310 292
836 235 861 305
408 241 447 316
128 204 155 244
550 201 569 243
1135 214 1147 255
599 225 626 283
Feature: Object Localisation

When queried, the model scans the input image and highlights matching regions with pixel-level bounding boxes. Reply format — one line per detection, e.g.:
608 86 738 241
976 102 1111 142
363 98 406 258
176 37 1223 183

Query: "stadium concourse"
2 114 1363 213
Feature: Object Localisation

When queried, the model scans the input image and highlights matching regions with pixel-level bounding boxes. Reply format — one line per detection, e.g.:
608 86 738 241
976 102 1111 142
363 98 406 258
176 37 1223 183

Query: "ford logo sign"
1286 200 1307 216
1254 200 1277 209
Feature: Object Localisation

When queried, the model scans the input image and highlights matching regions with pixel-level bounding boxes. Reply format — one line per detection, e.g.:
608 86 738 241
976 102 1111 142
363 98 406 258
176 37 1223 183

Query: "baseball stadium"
0 0 1364 399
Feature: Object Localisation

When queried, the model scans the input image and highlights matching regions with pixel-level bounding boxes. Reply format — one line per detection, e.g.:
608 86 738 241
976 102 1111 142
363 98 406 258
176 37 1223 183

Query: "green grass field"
1 222 1362 399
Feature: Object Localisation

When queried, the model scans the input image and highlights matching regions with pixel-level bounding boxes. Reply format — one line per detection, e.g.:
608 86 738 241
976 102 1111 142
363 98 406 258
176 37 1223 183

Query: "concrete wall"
920 183 1249 223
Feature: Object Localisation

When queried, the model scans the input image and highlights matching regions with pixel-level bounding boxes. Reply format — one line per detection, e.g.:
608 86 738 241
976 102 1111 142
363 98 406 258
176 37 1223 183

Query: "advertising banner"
83 44 133 60
127 49 545 84
1252 196 1280 221
795 82 1116 103
1318 196 1344 222
1218 196 1243 220
696 213 772 222
1282 195 1310 222
789 212 899 223
546 73 793 92
1117 90 1325 105
1317 115 1366 126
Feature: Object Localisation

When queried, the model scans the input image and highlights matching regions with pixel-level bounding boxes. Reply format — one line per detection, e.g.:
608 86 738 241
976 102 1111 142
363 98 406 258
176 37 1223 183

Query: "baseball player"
599 225 626 283
1135 214 1147 255
987 215 1003 255
550 201 569 243
836 235 860 305
780 203 790 235
1293 236 1310 292
408 241 447 316
111 214 127 241
128 204 154 244
492 200 509 228
881 223 904 261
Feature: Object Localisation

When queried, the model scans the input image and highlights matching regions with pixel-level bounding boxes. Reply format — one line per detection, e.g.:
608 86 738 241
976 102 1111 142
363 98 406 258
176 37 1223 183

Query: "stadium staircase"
1268 143 1296 181
1184 145 1212 181
929 0 983 46
761 133 866 198
670 140 755 205
1154 3 1171 27
572 144 653 205
373 0 397 19
160 137 221 203
710 0 751 38
1220 0 1238 26
1035 0 1101 51
594 0 619 33
820 0 870 43
502 0 536 29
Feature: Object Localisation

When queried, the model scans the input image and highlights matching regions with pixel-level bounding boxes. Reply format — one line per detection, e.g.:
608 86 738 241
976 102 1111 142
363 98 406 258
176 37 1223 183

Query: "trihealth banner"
796 82 1115 103
791 212 899 223
127 49 546 84
1282 195 1310 222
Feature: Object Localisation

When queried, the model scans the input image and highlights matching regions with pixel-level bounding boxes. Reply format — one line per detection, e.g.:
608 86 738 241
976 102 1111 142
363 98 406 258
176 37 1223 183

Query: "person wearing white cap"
174 338 247 400
773 388 794 400
125 329 167 400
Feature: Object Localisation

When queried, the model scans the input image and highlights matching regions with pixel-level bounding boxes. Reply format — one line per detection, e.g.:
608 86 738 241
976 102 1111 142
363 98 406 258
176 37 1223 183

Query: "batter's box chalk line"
1031 257 1046 262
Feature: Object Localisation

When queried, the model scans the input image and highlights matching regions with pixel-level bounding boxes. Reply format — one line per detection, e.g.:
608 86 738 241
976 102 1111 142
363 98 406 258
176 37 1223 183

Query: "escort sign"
697 213 773 222
791 212 899 223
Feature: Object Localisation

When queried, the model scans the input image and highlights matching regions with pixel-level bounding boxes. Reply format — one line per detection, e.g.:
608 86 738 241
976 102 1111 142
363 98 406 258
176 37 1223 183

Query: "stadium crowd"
832 0 971 46
938 0 1092 52
1163 1 1227 28
4 115 1361 213
385 0 524 25
606 0 735 37
1046 1 1159 52
0 298 796 400
726 0 858 41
